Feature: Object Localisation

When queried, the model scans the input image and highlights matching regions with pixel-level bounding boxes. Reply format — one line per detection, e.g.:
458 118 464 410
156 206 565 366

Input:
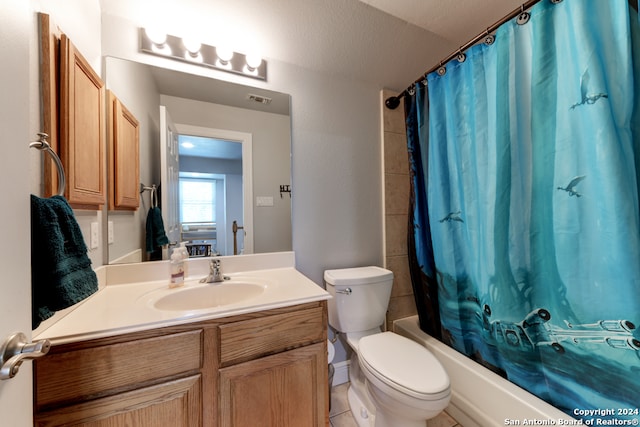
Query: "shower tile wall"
382 89 417 328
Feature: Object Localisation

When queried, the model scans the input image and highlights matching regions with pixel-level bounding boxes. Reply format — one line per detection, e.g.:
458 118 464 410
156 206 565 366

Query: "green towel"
145 206 170 254
31 195 98 329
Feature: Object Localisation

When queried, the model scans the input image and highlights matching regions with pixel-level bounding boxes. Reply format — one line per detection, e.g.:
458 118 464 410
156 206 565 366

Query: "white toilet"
325 266 450 427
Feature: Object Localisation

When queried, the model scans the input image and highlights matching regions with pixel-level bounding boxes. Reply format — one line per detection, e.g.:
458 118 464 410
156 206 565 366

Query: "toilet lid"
358 332 450 400
324 266 393 286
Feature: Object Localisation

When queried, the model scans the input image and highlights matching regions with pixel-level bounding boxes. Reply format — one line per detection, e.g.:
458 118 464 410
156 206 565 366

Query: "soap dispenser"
169 249 185 288
177 242 189 278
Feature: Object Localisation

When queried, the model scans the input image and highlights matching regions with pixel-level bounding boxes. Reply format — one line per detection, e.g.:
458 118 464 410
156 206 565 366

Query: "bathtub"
394 316 576 427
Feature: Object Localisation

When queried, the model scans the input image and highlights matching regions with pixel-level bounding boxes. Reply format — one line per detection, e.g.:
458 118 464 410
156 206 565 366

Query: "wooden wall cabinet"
108 90 140 210
59 34 106 209
33 301 329 427
40 14 106 209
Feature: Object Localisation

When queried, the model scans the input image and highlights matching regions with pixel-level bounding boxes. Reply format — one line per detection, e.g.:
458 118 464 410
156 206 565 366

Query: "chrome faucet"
200 259 227 283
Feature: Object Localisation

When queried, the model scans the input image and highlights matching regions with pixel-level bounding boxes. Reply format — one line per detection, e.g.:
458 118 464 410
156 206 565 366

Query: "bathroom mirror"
104 56 292 264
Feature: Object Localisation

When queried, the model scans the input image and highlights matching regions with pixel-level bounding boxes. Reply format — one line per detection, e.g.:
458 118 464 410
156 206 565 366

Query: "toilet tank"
324 266 394 333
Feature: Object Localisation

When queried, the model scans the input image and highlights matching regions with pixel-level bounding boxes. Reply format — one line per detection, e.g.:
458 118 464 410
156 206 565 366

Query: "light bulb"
216 47 234 64
245 54 262 70
145 27 167 46
182 37 201 55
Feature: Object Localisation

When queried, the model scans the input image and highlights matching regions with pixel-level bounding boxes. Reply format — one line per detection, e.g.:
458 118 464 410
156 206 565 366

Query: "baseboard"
331 360 350 386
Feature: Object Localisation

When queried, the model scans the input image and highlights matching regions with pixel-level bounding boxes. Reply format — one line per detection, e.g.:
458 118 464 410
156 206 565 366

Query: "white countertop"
34 253 330 345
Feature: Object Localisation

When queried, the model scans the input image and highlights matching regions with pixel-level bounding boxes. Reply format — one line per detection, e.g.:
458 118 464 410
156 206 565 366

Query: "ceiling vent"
248 94 272 105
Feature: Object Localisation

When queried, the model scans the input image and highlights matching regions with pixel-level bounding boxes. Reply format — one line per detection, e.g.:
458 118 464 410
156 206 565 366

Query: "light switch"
256 196 274 207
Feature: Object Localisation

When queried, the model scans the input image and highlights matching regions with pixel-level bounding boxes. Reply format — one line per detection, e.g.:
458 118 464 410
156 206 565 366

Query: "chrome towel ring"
30 132 65 197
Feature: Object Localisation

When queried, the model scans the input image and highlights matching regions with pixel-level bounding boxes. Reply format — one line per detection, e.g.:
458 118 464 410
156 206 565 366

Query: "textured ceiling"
101 0 524 91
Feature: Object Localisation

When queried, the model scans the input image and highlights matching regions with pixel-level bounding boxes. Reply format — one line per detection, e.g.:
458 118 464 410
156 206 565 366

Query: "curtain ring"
408 84 416 96
484 29 495 45
550 0 562 3
437 61 447 76
516 5 530 25
456 48 466 63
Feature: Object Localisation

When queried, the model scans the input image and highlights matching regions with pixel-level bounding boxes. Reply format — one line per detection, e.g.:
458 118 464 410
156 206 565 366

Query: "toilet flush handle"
336 287 352 295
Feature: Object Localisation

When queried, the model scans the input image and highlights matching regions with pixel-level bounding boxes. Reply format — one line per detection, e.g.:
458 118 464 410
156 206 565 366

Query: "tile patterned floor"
329 383 462 427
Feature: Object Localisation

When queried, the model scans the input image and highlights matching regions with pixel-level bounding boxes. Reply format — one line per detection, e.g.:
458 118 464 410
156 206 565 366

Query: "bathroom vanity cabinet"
33 301 329 427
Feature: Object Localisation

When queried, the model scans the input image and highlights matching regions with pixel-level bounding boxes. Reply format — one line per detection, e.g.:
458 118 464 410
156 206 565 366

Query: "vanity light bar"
139 28 267 81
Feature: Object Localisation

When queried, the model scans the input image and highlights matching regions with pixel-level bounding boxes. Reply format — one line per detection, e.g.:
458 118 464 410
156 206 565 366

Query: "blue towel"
31 195 98 329
145 206 170 258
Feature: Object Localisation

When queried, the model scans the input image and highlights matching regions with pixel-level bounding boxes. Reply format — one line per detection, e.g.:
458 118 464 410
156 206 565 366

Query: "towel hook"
30 132 65 197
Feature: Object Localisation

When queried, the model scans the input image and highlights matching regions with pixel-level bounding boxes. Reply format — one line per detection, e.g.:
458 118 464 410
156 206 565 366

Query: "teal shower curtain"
407 0 640 421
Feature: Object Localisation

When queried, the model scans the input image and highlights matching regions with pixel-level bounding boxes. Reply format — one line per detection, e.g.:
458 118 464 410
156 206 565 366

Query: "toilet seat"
358 332 450 401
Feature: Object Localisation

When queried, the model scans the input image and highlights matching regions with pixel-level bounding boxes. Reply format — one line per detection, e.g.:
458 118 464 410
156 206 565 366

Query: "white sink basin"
144 280 266 311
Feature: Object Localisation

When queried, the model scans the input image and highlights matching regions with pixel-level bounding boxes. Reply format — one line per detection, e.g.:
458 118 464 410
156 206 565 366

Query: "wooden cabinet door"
108 90 140 210
60 33 106 208
34 375 202 427
39 13 62 197
219 342 328 427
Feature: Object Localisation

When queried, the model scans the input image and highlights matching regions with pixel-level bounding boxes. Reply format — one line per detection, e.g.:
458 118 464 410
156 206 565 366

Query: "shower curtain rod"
384 0 545 109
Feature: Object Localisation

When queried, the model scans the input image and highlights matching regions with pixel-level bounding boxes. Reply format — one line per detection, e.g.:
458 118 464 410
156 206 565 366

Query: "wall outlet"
256 196 274 207
108 221 114 244
90 222 99 249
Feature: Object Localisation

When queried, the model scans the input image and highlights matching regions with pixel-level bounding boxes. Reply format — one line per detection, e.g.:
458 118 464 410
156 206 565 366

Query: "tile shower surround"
382 89 417 327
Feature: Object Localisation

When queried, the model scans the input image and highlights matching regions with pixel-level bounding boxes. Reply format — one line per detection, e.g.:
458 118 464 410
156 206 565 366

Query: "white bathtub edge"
394 315 576 427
